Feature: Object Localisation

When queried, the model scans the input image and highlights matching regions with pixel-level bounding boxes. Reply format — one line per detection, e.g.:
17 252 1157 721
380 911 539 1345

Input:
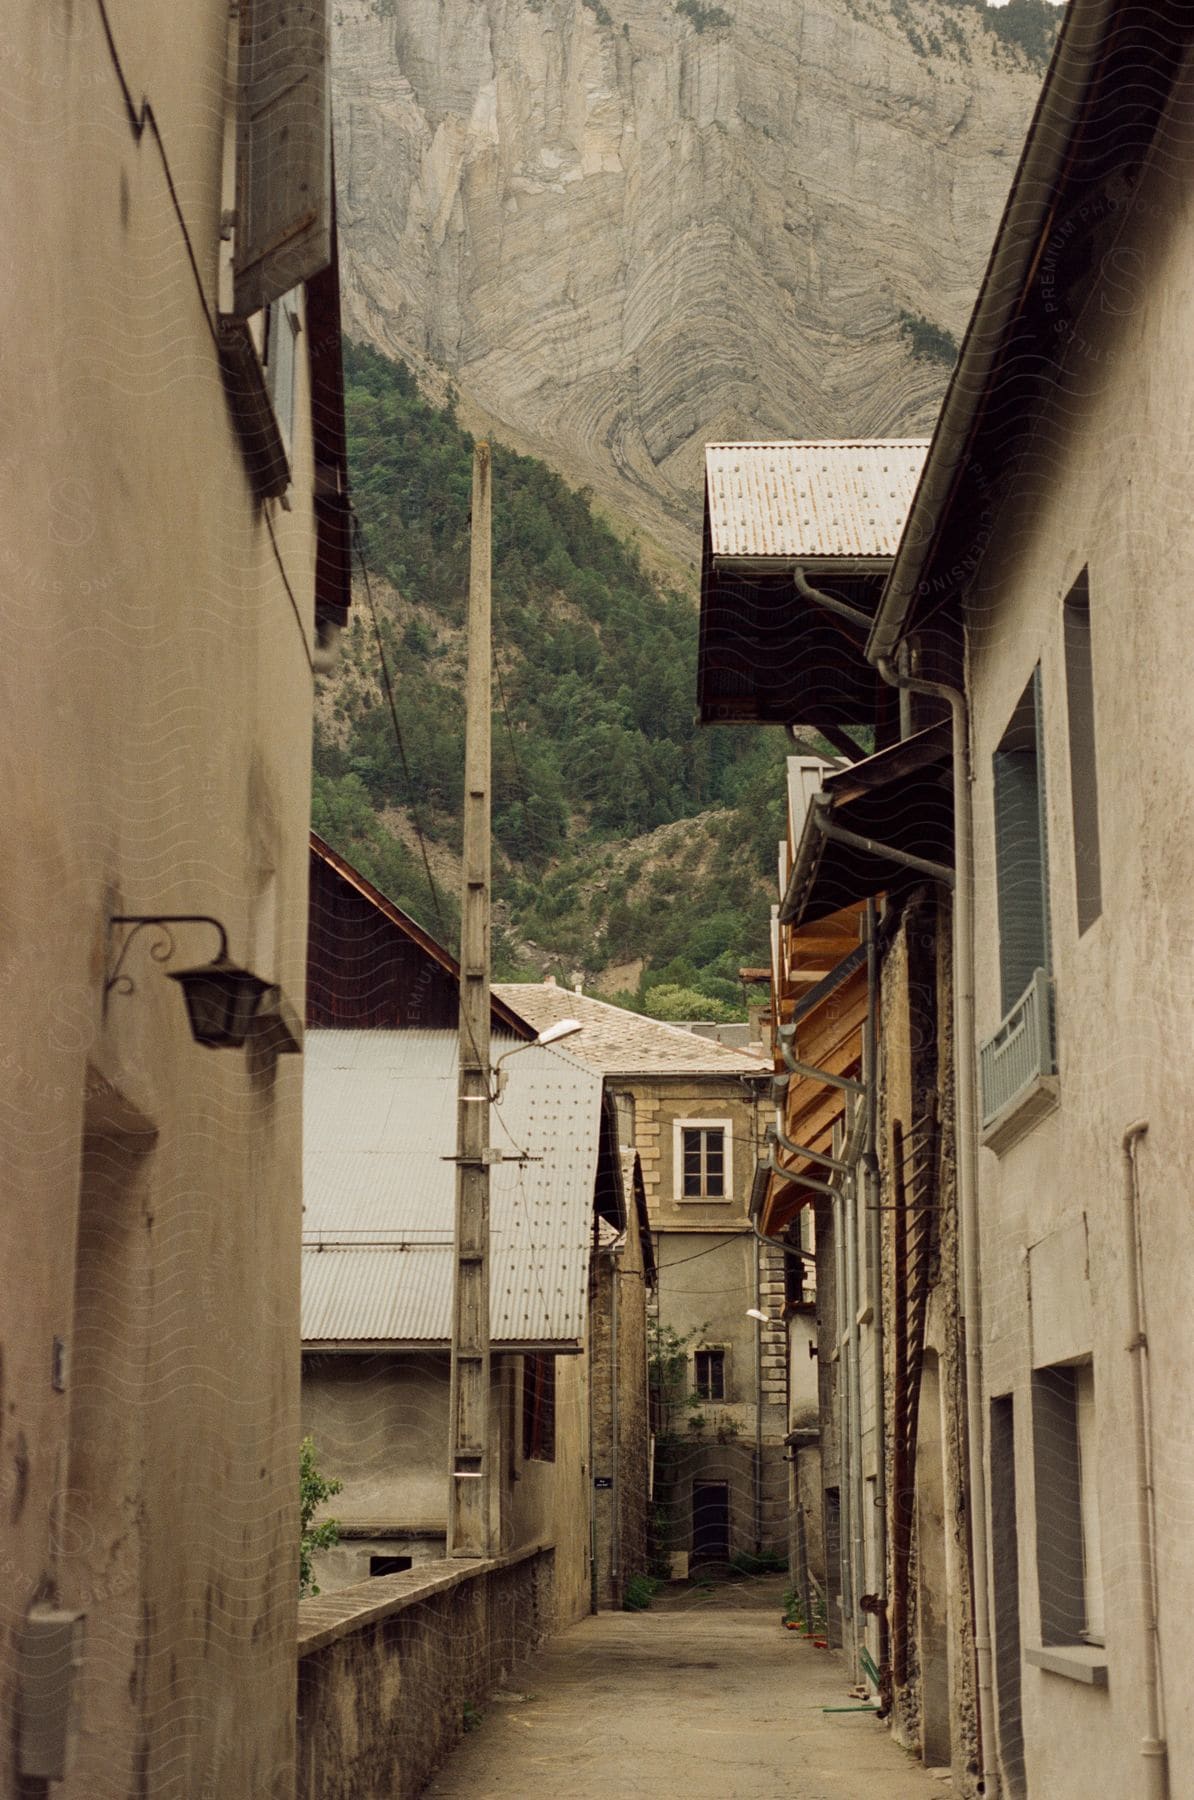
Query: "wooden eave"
308 830 533 1037
761 955 868 1237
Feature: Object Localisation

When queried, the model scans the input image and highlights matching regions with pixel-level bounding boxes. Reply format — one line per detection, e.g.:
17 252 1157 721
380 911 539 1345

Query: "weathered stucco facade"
2 2 345 1791
960 89 1194 1795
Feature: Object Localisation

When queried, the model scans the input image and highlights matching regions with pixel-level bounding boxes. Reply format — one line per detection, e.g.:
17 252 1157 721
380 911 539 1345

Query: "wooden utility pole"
448 443 494 1559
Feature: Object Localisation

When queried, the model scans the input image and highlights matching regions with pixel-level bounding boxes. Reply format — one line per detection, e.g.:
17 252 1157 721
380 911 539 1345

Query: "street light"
492 1018 583 1096
106 915 276 1051
746 1307 771 1324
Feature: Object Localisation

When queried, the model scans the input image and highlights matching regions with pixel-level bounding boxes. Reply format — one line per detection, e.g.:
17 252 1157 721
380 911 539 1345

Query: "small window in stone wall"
695 1347 726 1401
682 1126 725 1197
369 1555 412 1578
522 1352 556 1462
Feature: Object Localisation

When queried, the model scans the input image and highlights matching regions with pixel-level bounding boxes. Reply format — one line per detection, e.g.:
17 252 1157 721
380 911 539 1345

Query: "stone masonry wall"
296 1549 555 1800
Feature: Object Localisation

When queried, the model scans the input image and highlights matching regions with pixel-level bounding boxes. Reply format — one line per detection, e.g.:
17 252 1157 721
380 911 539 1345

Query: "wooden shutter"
993 668 1050 1014
234 0 331 317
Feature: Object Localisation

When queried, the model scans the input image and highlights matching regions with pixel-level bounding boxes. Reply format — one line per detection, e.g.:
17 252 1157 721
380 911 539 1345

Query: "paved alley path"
424 1578 953 1799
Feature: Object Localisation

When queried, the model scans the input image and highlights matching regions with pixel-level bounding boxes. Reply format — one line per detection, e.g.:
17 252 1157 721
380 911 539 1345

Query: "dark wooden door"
692 1481 731 1561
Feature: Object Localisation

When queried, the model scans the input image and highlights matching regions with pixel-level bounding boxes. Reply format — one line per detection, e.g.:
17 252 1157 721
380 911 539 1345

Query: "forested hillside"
313 341 788 1014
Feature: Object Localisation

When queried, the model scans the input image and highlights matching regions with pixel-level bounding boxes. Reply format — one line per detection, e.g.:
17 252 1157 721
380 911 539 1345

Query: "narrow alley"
424 1580 952 1800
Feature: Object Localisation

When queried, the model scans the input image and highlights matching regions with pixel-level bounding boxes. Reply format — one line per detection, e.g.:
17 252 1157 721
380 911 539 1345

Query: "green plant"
648 1318 709 1441
299 1436 343 1598
897 310 959 368
782 1582 828 1634
675 0 732 31
462 1702 484 1732
731 1548 788 1575
622 1573 661 1611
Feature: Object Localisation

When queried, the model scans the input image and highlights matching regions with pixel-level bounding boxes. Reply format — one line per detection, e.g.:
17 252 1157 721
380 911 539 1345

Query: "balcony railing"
979 968 1055 1129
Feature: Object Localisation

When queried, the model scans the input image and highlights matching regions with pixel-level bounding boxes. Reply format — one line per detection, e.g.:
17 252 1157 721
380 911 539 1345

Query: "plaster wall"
962 59 1194 1797
303 1352 592 1624
0 5 324 1793
589 1211 652 1605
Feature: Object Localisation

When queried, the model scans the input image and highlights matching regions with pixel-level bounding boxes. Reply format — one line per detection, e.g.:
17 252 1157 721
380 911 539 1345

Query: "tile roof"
705 440 930 561
491 984 766 1078
301 1029 605 1347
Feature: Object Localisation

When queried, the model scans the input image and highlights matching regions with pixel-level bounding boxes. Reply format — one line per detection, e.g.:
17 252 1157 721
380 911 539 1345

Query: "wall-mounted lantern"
106 915 286 1051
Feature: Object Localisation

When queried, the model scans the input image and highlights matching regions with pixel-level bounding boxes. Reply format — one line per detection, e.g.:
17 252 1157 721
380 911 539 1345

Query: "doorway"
692 1481 731 1562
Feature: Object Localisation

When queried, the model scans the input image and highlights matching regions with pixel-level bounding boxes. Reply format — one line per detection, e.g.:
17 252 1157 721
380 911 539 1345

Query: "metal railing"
979 968 1055 1128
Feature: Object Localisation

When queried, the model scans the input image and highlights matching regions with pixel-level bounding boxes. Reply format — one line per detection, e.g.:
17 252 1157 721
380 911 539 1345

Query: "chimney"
544 974 557 987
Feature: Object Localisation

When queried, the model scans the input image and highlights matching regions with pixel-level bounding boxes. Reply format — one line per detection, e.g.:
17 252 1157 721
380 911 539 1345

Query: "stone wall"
296 1548 555 1800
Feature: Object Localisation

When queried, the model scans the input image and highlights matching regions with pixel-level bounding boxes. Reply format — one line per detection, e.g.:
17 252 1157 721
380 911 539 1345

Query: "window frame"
1031 1358 1103 1651
1062 570 1103 935
672 1118 733 1203
992 665 1051 1016
521 1352 556 1463
694 1346 728 1402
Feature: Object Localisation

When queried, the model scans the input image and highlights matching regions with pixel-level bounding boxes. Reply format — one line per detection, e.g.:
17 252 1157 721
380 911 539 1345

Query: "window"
522 1353 556 1462
674 1121 731 1199
1063 571 1102 933
264 288 302 456
694 1347 726 1401
1032 1360 1103 1646
369 1555 412 1578
993 668 1051 1013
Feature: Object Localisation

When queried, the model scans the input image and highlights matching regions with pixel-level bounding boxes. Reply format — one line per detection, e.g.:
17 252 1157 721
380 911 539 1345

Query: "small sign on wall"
593 1475 613 1489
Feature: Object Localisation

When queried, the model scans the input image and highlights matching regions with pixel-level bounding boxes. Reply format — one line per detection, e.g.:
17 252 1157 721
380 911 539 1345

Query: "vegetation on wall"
675 0 734 31
299 1436 343 1599
317 340 789 1008
897 309 960 367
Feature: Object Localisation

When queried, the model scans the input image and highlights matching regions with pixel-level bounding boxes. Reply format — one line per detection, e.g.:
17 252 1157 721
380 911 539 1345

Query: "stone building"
1 2 347 1790
302 840 653 1618
868 3 1194 1792
494 984 780 1568
698 438 973 1780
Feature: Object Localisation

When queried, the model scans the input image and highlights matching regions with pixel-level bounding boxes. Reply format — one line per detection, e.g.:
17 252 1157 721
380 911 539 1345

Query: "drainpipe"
871 650 997 1797
754 1236 764 1555
832 1165 853 1649
1122 1122 1168 1800
863 901 889 1680
843 1116 865 1679
610 1244 621 1600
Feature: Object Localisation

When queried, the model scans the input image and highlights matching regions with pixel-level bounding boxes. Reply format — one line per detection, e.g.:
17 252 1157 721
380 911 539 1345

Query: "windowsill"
673 1195 733 1205
1024 1644 1108 1686
980 1073 1059 1156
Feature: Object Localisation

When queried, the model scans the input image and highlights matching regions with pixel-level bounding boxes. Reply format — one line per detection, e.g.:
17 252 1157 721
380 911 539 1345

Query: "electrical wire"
92 0 315 670
352 516 451 943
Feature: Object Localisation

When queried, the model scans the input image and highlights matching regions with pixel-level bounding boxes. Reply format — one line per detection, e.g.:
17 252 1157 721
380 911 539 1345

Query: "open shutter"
234 0 331 317
994 668 1050 1014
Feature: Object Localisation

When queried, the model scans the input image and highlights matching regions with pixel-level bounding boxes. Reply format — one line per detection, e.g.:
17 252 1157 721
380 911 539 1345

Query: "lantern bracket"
106 915 229 999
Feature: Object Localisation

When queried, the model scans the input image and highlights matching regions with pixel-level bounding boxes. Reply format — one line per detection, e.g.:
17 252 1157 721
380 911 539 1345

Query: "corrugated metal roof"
491 985 763 1077
301 1030 604 1347
705 441 930 561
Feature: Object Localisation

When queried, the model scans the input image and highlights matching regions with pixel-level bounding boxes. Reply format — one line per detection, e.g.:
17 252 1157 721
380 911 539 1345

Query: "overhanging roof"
698 442 926 729
301 1030 608 1349
780 721 954 926
869 0 1194 660
705 441 929 562
309 830 533 1036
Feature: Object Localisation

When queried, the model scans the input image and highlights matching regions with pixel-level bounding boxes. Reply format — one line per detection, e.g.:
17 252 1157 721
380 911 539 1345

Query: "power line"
352 516 451 942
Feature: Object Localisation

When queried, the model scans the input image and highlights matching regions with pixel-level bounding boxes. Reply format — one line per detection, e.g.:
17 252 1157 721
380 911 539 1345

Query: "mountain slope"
315 341 786 1008
331 0 1051 555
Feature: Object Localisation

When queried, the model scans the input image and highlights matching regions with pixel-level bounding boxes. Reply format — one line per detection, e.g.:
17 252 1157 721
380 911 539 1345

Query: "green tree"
299 1435 343 1599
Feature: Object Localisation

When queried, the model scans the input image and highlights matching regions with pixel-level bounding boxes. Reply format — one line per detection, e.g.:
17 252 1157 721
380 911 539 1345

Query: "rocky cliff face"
333 0 1044 556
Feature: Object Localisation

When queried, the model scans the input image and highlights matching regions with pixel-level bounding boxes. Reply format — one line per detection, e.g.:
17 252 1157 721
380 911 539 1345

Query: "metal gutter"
866 0 1121 664
776 1025 866 1096
1122 1122 1169 1800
